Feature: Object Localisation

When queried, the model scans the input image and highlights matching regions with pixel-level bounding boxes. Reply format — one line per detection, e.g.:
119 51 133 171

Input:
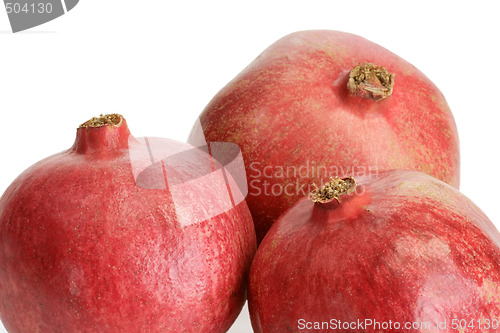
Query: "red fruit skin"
0 118 256 332
248 170 500 333
188 30 460 242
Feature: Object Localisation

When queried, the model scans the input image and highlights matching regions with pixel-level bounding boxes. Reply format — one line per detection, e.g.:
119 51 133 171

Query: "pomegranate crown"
309 176 356 203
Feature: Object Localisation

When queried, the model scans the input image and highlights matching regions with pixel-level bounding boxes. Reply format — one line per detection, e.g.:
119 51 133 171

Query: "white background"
1 1 499 332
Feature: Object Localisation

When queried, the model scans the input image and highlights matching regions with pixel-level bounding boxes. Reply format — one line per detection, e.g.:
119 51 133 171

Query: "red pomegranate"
248 170 500 333
188 30 460 242
0 114 256 332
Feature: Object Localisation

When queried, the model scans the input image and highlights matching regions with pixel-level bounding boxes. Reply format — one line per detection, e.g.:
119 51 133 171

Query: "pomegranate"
0 114 256 332
248 170 500 333
188 30 460 242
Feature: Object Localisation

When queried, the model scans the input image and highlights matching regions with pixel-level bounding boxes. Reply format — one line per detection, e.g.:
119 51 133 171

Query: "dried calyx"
347 63 395 101
79 114 123 128
310 177 357 203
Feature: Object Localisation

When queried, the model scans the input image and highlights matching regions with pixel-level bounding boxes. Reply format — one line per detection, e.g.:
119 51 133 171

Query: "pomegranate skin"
248 170 500 333
188 30 460 242
0 115 256 332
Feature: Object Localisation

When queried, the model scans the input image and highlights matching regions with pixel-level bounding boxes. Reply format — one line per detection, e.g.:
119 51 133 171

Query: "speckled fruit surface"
249 170 499 333
189 30 460 242
0 115 256 333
